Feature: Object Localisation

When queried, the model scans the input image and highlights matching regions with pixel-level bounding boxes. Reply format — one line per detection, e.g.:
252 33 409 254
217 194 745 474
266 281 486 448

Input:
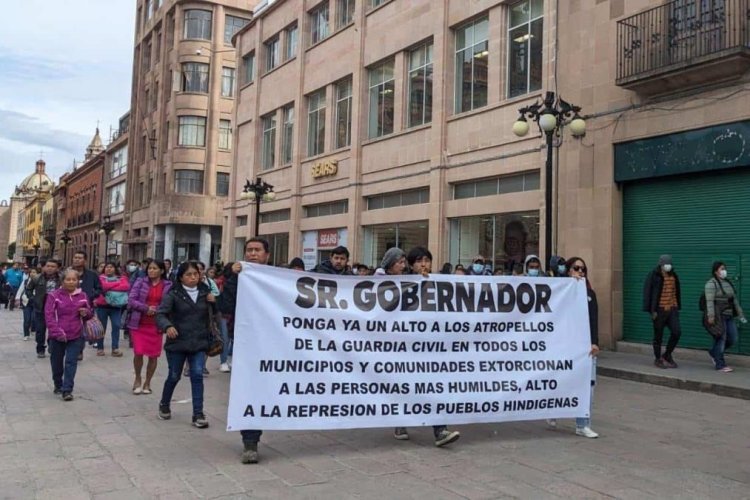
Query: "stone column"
164 224 175 263
199 225 211 265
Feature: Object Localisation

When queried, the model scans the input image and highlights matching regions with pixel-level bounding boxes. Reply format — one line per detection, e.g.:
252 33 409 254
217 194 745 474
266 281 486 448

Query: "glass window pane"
475 179 498 197
510 1 529 28
454 183 474 199
474 17 489 42
400 190 420 205
524 171 540 190
498 174 524 194
531 0 544 19
529 18 543 93
508 25 529 98
456 23 470 51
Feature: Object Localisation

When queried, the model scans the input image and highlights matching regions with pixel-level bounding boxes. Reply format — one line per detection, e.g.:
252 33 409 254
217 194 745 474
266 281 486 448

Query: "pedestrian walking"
4 262 24 311
156 261 216 428
44 268 94 400
643 255 682 368
71 251 102 361
28 259 62 358
703 262 746 372
16 268 37 340
127 260 171 395
547 257 599 438
93 262 129 357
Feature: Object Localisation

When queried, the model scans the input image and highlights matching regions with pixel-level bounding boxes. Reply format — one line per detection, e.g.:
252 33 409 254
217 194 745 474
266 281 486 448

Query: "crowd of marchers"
1 243 740 464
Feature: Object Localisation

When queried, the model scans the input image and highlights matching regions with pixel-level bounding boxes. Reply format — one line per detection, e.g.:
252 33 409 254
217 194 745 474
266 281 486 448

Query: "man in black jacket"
28 259 62 358
313 246 352 275
642 255 682 368
221 237 270 465
71 251 102 305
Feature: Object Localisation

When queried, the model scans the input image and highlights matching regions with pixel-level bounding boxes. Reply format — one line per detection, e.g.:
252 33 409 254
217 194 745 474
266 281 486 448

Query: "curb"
598 366 750 401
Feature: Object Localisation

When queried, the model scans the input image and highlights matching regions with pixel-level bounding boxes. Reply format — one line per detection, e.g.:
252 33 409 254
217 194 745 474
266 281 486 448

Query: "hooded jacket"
44 288 93 342
127 277 172 330
29 272 62 311
524 255 542 276
156 282 214 353
313 259 352 275
642 265 681 313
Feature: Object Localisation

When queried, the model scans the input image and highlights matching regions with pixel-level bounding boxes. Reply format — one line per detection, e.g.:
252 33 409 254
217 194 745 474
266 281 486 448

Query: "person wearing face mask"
524 255 542 277
642 255 682 369
548 256 567 277
467 256 492 276
704 262 746 373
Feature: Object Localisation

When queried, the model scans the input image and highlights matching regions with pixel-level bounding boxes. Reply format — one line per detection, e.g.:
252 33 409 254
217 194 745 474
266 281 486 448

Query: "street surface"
0 309 748 499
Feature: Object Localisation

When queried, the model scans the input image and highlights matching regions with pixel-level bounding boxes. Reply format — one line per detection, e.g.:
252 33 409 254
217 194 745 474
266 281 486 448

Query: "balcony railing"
617 0 750 89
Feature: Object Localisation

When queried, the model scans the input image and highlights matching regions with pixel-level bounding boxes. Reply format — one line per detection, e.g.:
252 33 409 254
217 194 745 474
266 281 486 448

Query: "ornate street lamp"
512 91 586 268
240 177 275 237
60 228 71 266
98 215 116 262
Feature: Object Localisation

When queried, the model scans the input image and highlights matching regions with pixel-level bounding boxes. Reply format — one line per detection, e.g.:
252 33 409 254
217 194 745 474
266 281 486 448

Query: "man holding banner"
226 245 594 463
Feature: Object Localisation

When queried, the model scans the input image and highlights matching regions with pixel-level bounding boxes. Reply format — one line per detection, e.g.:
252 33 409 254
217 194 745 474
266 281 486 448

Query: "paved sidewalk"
1 309 749 499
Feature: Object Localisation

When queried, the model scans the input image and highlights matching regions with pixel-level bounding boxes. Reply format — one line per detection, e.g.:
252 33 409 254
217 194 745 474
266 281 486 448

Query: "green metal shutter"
623 170 750 354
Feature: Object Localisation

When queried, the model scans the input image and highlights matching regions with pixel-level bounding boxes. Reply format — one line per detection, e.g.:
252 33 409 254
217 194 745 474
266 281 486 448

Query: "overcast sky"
0 0 135 200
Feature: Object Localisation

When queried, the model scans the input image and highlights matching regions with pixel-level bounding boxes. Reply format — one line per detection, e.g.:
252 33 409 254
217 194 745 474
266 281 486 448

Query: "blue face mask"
557 264 566 275
528 269 540 277
471 263 484 274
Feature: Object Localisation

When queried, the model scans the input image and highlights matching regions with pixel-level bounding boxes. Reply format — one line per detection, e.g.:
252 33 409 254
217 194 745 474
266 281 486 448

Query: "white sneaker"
23 336 30 341
546 419 557 429
219 363 231 373
575 426 599 438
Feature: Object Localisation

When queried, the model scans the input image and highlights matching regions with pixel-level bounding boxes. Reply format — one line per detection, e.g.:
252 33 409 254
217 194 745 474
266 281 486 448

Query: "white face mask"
662 264 672 273
719 269 728 279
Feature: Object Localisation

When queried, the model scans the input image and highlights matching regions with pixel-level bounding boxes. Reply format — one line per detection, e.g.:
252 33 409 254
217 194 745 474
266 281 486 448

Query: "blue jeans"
576 357 597 429
160 350 206 416
218 316 230 364
96 307 122 350
22 304 34 337
50 337 85 392
709 317 738 370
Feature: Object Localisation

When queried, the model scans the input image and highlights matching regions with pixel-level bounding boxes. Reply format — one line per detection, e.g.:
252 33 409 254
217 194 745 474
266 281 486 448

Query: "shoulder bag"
206 304 223 357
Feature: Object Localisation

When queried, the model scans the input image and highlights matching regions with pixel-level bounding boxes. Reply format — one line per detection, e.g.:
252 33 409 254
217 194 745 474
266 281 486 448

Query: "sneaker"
546 418 557 429
192 414 209 429
158 404 171 420
203 367 209 376
719 366 734 373
219 363 231 373
53 387 62 395
654 358 666 369
37 352 45 359
62 392 73 401
435 429 461 447
393 427 410 440
662 356 678 369
241 443 259 464
111 349 123 357
23 336 30 341
575 426 599 438
77 352 83 361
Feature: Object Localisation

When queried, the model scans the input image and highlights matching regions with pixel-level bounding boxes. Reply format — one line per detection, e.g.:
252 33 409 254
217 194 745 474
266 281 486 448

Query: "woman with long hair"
93 262 129 357
127 260 171 395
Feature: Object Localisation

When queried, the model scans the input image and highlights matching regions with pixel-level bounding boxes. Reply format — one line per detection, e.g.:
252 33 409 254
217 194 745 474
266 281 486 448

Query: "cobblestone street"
1 309 748 499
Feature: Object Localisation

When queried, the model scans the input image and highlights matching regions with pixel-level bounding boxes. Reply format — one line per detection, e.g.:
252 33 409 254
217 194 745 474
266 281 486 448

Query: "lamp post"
240 177 276 237
98 215 116 263
60 228 71 266
32 242 40 267
512 91 586 268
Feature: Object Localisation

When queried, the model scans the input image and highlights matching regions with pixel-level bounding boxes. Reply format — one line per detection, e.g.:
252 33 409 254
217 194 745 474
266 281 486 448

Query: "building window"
455 16 488 113
242 52 255 84
335 78 352 149
337 0 355 28
219 119 233 150
154 31 161 63
137 7 142 33
285 24 298 60
363 221 428 268
262 113 277 170
304 200 348 218
366 188 429 210
110 145 128 178
225 15 250 44
143 41 152 71
368 60 395 138
184 10 212 40
107 182 126 215
259 209 291 223
453 171 540 199
221 67 235 97
371 0 387 7
449 211 539 274
307 89 326 156
508 0 543 98
282 105 294 164
174 170 204 194
151 82 159 111
145 0 153 21
216 172 230 196
408 43 433 127
310 2 330 44
236 216 248 227
182 62 209 93
265 36 280 71
258 233 289 266
178 116 207 147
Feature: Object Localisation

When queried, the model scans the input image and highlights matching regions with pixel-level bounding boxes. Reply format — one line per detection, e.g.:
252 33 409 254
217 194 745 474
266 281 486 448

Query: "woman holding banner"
547 256 599 438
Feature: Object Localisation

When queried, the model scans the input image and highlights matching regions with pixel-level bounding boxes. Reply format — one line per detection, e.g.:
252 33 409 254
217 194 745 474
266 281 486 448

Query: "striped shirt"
659 275 678 310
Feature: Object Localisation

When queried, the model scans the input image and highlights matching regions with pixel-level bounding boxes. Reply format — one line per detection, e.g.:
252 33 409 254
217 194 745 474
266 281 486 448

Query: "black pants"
35 311 47 355
653 309 681 360
241 429 263 445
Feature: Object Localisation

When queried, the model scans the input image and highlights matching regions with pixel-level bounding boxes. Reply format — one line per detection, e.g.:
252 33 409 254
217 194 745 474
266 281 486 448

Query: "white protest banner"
227 264 592 431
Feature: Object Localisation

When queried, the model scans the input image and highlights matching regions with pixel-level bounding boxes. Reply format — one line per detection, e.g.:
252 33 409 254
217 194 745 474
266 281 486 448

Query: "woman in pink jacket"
45 268 93 401
93 262 130 357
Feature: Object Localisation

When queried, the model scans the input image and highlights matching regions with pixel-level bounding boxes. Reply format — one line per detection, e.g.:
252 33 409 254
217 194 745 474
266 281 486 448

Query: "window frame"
408 42 434 128
221 66 236 97
507 0 544 98
454 16 489 113
335 78 352 149
216 172 230 197
265 36 281 72
281 105 294 165
337 0 355 28
181 62 209 93
261 113 277 170
219 119 233 150
184 9 213 41
310 2 330 45
368 59 395 139
225 15 250 45
285 24 298 60
177 116 207 147
174 170 205 194
242 51 255 85
307 89 326 157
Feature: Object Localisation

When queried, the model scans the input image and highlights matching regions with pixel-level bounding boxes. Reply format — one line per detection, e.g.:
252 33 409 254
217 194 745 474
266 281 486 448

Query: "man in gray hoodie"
524 255 543 277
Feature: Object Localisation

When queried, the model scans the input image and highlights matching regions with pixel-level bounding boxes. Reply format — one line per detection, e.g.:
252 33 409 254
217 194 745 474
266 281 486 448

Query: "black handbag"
206 305 223 357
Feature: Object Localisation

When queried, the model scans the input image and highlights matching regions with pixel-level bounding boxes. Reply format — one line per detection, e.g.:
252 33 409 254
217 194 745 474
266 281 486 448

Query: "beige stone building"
102 112 131 263
0 200 10 261
124 0 252 264
228 0 750 353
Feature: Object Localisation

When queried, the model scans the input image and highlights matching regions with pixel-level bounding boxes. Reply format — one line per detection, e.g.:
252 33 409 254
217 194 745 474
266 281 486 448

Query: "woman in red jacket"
94 262 130 357
45 268 93 401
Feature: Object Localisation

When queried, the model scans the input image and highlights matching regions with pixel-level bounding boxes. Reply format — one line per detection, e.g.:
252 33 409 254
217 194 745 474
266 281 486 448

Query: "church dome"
16 159 53 195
